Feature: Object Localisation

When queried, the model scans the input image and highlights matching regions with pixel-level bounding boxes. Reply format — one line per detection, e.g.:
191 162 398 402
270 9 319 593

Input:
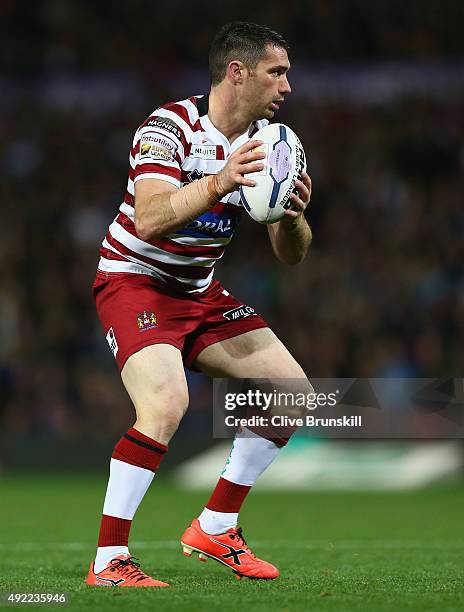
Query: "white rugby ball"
239 123 306 224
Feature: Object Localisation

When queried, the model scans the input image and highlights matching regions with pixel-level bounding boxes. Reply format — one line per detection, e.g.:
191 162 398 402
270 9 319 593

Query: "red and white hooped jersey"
98 95 267 293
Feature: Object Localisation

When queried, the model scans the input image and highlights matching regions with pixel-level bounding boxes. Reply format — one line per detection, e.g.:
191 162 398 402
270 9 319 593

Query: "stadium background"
1 2 464 609
1 0 463 469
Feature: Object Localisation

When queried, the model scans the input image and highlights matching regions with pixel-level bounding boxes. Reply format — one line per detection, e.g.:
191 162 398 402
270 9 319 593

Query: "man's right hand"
215 140 266 196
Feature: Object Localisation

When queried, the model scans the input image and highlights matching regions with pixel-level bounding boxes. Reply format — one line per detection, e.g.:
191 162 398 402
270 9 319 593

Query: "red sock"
112 427 167 471
98 515 131 547
205 477 251 513
97 427 167 548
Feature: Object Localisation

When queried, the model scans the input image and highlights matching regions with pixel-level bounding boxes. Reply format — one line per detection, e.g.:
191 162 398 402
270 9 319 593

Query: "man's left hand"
283 172 312 220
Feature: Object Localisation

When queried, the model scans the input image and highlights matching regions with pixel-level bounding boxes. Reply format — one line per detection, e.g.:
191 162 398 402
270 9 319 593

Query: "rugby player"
87 21 312 587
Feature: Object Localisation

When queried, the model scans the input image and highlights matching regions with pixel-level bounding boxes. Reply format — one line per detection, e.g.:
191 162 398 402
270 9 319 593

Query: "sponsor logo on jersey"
105 327 119 357
223 305 256 321
146 116 182 140
140 143 173 161
185 217 233 235
190 144 217 160
186 169 204 183
140 132 177 161
178 207 241 237
137 310 157 331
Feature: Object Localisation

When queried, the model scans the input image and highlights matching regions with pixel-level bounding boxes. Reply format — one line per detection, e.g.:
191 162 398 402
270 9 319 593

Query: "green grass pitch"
1 474 463 611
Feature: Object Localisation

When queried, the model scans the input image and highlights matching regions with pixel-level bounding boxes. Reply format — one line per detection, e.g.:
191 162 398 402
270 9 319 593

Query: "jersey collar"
197 94 257 149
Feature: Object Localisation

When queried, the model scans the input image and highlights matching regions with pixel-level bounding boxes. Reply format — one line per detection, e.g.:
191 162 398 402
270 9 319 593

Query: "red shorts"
93 271 269 372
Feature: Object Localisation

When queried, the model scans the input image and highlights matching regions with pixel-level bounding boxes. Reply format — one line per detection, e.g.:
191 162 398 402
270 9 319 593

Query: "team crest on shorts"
137 310 157 331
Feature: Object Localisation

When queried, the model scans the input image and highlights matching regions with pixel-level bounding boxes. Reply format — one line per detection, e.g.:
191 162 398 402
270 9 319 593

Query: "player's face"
245 45 292 120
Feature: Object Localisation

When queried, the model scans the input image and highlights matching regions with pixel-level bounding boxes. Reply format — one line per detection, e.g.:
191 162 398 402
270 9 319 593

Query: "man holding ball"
88 21 312 587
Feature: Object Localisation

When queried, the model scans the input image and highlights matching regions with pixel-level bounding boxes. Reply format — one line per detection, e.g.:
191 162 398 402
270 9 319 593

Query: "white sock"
220 427 281 485
94 546 129 573
198 509 239 535
94 458 155 573
198 428 281 534
102 459 155 518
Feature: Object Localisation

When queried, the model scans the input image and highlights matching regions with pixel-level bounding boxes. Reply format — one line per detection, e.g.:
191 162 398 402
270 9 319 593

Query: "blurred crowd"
1 0 462 75
0 1 463 452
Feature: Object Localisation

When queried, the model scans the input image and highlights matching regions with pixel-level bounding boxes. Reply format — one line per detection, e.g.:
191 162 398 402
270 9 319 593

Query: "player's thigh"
194 327 306 379
121 343 189 421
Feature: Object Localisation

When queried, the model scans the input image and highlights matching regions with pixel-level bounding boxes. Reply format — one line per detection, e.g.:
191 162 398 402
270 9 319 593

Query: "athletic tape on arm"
169 175 223 224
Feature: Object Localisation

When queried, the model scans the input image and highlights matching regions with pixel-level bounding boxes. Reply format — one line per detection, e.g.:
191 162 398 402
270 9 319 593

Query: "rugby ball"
239 123 306 224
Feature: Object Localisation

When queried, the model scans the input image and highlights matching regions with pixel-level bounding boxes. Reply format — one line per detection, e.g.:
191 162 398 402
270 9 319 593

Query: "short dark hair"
209 22 290 85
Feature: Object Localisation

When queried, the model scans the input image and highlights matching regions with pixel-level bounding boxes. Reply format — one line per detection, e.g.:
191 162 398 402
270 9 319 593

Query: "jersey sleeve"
133 115 187 188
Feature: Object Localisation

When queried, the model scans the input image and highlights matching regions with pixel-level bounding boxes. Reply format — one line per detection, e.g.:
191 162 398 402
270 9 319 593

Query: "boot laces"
229 527 255 558
110 556 149 582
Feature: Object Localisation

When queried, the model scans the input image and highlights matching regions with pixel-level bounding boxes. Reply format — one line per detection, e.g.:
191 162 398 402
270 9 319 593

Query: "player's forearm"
135 175 225 241
274 215 312 265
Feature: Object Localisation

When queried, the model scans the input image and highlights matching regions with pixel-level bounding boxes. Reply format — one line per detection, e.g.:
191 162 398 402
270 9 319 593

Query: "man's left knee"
278 358 312 387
